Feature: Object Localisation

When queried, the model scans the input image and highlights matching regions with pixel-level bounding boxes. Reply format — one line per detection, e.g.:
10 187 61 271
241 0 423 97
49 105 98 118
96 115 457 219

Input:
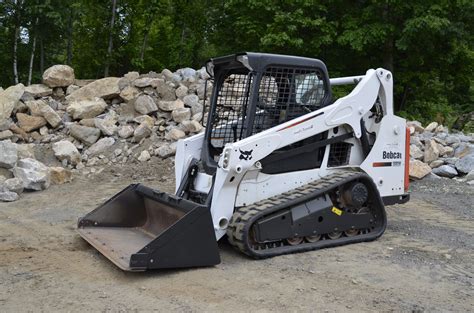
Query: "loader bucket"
77 184 220 271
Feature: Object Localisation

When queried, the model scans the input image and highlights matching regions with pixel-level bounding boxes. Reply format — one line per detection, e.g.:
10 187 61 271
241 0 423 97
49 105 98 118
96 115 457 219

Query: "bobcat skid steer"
78 52 410 271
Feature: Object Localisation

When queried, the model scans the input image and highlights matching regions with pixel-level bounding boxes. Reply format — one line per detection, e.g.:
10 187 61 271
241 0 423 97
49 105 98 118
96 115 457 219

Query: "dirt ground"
0 160 473 312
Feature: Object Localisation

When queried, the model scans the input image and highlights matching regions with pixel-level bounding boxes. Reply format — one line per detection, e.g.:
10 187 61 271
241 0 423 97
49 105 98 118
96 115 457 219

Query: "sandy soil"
0 161 473 312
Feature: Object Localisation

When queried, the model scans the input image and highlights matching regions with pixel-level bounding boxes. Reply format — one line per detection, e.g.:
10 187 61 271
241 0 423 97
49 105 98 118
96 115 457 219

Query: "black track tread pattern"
227 170 387 258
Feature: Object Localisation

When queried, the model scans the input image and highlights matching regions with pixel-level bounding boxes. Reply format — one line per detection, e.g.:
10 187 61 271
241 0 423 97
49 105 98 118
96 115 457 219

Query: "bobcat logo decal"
239 149 253 161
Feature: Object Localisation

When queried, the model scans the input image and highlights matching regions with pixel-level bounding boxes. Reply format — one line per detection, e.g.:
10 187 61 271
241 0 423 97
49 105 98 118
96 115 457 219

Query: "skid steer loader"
78 52 410 271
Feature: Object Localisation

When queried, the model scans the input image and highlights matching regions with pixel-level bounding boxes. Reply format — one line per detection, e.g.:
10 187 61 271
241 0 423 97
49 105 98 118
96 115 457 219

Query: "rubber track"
227 170 387 258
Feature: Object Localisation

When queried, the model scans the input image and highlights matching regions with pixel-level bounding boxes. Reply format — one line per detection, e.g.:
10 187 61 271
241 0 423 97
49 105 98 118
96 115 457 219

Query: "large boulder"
70 124 101 145
0 84 25 123
52 140 81 165
16 113 47 132
455 155 474 175
67 98 107 120
13 158 50 191
423 139 440 163
432 165 458 178
86 137 115 157
0 140 18 168
66 77 120 102
409 160 432 180
134 94 158 115
42 65 75 88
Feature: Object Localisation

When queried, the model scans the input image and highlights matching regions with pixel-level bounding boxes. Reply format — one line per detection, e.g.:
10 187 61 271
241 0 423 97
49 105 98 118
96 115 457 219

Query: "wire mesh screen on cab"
210 66 326 151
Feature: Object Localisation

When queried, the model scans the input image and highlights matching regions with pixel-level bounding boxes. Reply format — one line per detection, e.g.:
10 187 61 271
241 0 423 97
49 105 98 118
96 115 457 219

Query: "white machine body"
175 68 408 240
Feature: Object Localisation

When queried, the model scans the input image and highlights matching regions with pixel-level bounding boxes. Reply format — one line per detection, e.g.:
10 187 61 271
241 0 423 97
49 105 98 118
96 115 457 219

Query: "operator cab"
201 52 333 174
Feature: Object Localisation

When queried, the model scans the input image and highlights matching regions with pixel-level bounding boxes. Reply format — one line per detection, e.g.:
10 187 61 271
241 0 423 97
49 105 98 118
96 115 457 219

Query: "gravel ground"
0 162 473 312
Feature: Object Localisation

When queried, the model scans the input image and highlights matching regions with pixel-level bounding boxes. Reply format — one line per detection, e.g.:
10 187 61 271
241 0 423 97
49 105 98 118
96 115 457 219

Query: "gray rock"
133 123 152 142
429 160 444 168
443 157 459 165
0 84 25 123
419 131 434 142
0 130 13 140
175 85 188 98
0 187 19 202
178 68 197 81
0 140 18 169
70 124 101 145
94 115 118 136
158 99 184 111
445 135 461 146
133 115 155 128
13 158 50 191
42 65 75 87
17 144 35 159
4 177 24 194
16 113 47 132
119 86 140 102
409 160 432 180
465 170 474 181
118 125 134 139
137 150 151 162
40 104 62 128
86 137 115 157
154 143 176 158
432 165 458 178
67 98 107 120
66 85 80 95
52 140 81 165
407 121 424 133
453 143 474 159
172 107 191 123
423 139 440 163
134 94 158 115
133 77 163 88
455 155 474 175
424 122 438 132
410 145 423 160
66 77 120 102
156 83 177 101
181 120 203 133
24 84 53 98
165 128 185 141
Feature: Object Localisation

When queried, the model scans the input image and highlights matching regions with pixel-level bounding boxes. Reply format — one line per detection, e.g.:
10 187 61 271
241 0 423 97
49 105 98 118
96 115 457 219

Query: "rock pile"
407 121 474 184
0 64 473 202
0 64 211 202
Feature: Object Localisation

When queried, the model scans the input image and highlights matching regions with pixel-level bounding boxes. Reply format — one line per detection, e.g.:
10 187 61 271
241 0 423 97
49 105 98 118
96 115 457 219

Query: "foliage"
0 0 472 125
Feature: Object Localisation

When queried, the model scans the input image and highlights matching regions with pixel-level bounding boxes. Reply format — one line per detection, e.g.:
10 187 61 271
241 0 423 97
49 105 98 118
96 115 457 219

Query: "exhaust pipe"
77 184 220 271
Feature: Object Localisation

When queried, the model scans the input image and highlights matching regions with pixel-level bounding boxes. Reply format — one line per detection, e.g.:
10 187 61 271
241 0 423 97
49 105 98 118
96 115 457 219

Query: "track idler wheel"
327 231 342 239
305 234 321 243
286 237 304 245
